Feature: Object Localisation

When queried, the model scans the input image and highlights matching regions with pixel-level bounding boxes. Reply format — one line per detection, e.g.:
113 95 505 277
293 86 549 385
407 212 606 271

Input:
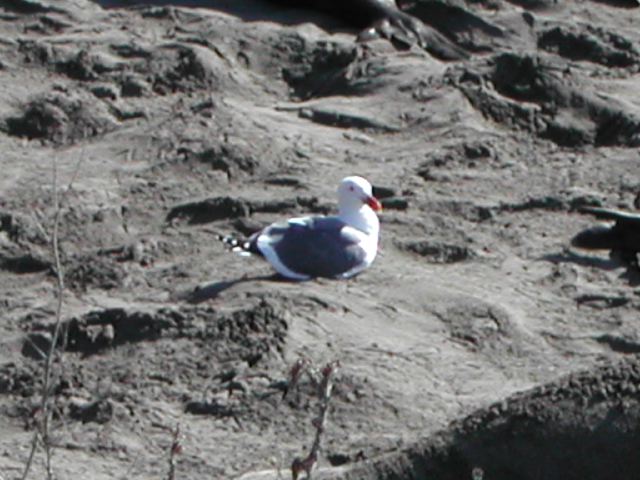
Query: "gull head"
338 176 382 213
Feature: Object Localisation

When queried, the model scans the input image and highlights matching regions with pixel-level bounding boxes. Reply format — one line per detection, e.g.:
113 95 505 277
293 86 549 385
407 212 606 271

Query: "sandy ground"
1 0 640 479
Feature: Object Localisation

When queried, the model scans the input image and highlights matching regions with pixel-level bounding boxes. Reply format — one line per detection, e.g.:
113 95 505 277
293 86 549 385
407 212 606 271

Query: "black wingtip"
218 234 241 250
577 206 604 216
576 206 640 225
219 233 262 256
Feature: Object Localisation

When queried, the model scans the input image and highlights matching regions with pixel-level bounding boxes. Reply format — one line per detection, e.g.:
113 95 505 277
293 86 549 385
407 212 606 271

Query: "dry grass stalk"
21 157 78 480
288 360 340 480
167 423 184 480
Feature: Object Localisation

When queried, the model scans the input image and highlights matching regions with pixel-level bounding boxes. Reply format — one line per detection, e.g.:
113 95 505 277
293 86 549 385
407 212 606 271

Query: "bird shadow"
541 250 621 270
172 273 287 303
541 250 640 286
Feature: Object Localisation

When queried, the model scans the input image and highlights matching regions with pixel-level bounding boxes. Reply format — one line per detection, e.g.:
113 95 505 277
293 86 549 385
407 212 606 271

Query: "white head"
337 176 382 235
338 176 382 211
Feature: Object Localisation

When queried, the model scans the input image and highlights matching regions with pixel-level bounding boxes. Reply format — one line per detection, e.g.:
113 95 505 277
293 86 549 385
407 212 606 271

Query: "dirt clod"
4 91 116 144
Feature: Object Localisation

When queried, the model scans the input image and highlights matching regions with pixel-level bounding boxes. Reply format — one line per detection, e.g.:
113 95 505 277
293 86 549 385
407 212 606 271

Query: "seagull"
221 176 382 280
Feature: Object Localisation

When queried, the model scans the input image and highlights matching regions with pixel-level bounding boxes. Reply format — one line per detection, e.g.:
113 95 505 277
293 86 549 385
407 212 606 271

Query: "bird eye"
349 186 355 192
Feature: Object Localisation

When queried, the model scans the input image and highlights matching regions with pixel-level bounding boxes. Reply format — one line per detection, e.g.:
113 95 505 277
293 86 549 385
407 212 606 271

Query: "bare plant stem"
20 433 39 480
21 159 67 480
290 361 340 480
167 423 183 480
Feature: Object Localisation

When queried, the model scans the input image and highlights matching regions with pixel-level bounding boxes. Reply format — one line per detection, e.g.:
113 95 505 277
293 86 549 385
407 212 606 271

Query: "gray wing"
260 217 367 278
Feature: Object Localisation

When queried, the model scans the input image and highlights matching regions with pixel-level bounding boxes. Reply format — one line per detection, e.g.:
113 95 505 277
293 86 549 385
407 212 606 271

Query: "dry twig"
167 423 184 480
21 157 79 480
289 360 340 480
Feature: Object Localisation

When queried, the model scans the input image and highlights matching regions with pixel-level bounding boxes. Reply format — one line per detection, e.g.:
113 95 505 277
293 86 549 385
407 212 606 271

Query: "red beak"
366 195 382 212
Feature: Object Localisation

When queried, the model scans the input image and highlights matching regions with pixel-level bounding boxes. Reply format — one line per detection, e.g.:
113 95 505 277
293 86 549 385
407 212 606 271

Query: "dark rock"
120 76 149 97
56 50 99 81
0 362 38 396
166 196 252 224
90 84 118 100
195 143 258 178
595 334 640 354
68 398 114 424
185 400 236 417
398 240 471 263
538 25 638 68
372 185 396 199
0 253 50 274
451 52 640 147
299 107 401 132
502 196 566 213
42 300 288 363
0 0 61 14
282 40 359 100
151 45 222 95
4 91 116 144
381 197 409 210
64 254 125 292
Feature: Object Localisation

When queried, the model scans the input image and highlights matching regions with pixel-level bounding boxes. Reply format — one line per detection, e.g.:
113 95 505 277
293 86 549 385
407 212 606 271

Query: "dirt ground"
1 0 640 479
